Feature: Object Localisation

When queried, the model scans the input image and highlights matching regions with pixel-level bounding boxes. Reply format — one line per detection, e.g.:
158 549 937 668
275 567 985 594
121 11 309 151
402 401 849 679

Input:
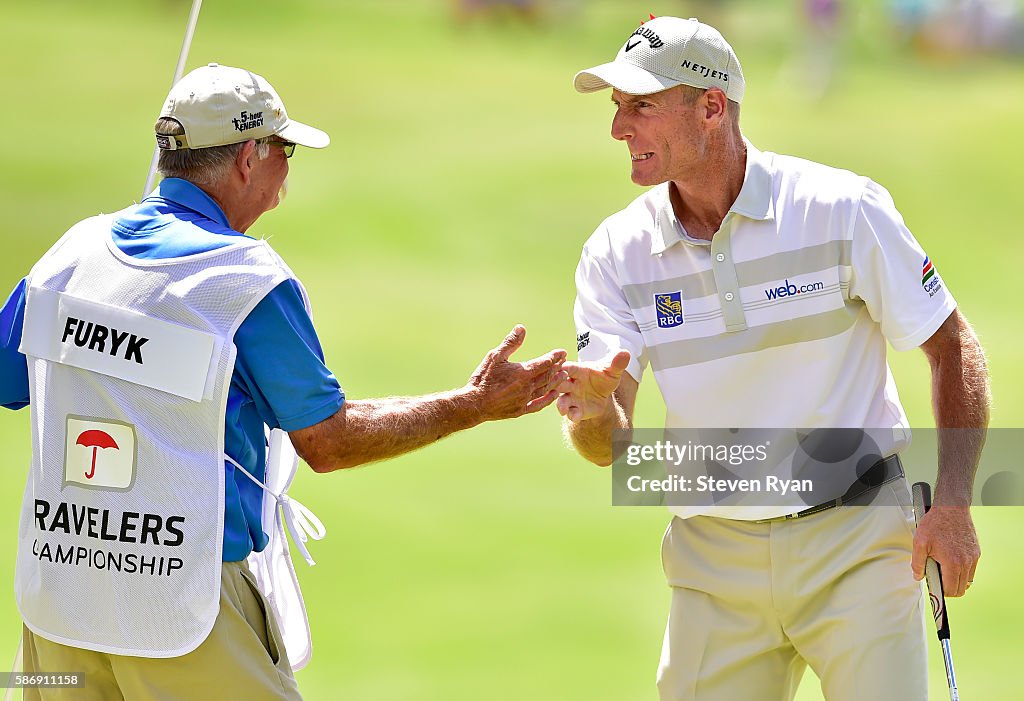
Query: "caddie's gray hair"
155 117 271 187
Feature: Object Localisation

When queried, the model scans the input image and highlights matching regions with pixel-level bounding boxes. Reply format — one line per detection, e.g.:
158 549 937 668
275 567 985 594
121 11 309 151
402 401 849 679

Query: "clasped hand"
466 325 568 420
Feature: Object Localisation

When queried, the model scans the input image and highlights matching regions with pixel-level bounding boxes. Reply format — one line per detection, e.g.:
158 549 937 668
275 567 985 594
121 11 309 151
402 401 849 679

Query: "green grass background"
0 0 1021 698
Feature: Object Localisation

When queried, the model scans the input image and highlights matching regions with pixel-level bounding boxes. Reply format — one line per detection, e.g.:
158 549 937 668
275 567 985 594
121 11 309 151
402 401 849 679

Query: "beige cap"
574 16 745 102
156 63 330 151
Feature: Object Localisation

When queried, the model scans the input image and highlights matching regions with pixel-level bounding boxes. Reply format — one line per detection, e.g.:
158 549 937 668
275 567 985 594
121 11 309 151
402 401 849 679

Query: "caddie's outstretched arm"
912 308 990 598
289 325 566 473
557 350 637 467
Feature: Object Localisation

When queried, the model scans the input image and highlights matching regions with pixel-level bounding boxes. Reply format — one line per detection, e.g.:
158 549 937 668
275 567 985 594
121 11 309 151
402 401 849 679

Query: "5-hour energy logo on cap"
64 417 137 491
655 291 684 328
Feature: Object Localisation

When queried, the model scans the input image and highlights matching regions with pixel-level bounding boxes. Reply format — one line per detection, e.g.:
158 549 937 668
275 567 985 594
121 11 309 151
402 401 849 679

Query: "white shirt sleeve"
848 180 957 351
573 226 647 382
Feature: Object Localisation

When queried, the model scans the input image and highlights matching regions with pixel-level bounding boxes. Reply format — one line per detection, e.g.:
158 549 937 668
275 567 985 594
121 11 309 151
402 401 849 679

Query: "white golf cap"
156 63 330 151
574 16 745 103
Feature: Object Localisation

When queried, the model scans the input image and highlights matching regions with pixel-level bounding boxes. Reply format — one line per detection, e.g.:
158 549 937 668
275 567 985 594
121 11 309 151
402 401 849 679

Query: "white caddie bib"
15 212 318 658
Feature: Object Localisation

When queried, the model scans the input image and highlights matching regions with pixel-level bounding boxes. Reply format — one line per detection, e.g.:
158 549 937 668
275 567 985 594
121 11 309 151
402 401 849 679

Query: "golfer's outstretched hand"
467 325 567 420
555 350 631 422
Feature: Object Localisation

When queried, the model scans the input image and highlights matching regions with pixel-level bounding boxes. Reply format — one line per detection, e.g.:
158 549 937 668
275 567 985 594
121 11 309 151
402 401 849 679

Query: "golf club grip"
912 482 951 641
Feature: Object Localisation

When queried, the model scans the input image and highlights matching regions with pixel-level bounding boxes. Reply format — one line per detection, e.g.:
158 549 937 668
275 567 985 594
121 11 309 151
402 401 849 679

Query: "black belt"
753 454 904 524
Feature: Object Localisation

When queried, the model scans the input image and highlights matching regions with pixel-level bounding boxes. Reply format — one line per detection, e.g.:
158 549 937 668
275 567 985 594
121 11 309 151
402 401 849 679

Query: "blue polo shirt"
0 178 344 561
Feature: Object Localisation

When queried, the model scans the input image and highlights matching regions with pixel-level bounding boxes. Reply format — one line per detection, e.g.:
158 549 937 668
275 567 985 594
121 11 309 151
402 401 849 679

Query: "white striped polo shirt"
573 143 957 518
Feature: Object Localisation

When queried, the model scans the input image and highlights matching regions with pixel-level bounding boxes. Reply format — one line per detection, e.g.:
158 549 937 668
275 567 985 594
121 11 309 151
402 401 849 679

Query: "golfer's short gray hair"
677 84 741 122
155 117 271 187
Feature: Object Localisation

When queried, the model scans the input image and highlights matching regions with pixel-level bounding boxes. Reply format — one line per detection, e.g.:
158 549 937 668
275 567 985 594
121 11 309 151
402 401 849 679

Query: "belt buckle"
751 456 903 525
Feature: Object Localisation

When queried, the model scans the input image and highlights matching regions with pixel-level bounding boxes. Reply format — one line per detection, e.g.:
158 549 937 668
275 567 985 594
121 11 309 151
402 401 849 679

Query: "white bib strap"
225 455 326 566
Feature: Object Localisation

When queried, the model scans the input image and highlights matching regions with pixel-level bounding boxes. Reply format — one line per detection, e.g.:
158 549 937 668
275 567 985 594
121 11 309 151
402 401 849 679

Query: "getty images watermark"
610 428 1023 508
621 438 814 495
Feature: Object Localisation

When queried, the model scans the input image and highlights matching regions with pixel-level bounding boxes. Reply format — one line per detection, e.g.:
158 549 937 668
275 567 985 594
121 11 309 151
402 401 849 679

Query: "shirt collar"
731 141 775 221
651 140 775 255
143 178 232 229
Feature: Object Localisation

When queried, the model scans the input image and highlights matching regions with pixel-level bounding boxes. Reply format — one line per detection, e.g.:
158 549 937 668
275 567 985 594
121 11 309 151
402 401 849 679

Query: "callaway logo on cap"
573 16 745 103
156 63 330 151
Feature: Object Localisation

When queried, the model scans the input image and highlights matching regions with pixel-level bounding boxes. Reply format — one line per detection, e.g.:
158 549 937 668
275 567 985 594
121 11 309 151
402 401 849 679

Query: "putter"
142 0 205 198
912 481 961 701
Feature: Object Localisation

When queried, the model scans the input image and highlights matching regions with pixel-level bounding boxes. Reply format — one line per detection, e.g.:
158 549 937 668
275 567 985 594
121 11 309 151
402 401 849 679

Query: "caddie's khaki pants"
657 479 928 701
21 561 301 700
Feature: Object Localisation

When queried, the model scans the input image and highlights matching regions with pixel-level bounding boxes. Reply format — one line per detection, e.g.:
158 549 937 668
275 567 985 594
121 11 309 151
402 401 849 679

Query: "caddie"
556 16 990 701
0 63 566 700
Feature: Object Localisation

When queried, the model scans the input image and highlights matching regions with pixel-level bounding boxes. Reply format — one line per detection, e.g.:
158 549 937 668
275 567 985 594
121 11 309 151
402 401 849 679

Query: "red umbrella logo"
76 430 119 479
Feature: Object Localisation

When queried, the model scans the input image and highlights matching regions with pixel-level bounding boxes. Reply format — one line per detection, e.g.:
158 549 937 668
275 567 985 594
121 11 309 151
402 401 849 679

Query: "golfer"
557 17 989 700
0 63 565 700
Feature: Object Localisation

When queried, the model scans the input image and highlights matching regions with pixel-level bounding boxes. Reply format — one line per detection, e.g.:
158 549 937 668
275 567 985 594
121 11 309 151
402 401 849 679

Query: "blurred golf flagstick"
141 0 205 199
2 3 205 697
912 481 961 701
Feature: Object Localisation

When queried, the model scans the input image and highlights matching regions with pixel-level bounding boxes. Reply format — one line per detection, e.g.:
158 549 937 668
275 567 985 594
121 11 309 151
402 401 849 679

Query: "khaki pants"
657 480 928 701
22 561 302 700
